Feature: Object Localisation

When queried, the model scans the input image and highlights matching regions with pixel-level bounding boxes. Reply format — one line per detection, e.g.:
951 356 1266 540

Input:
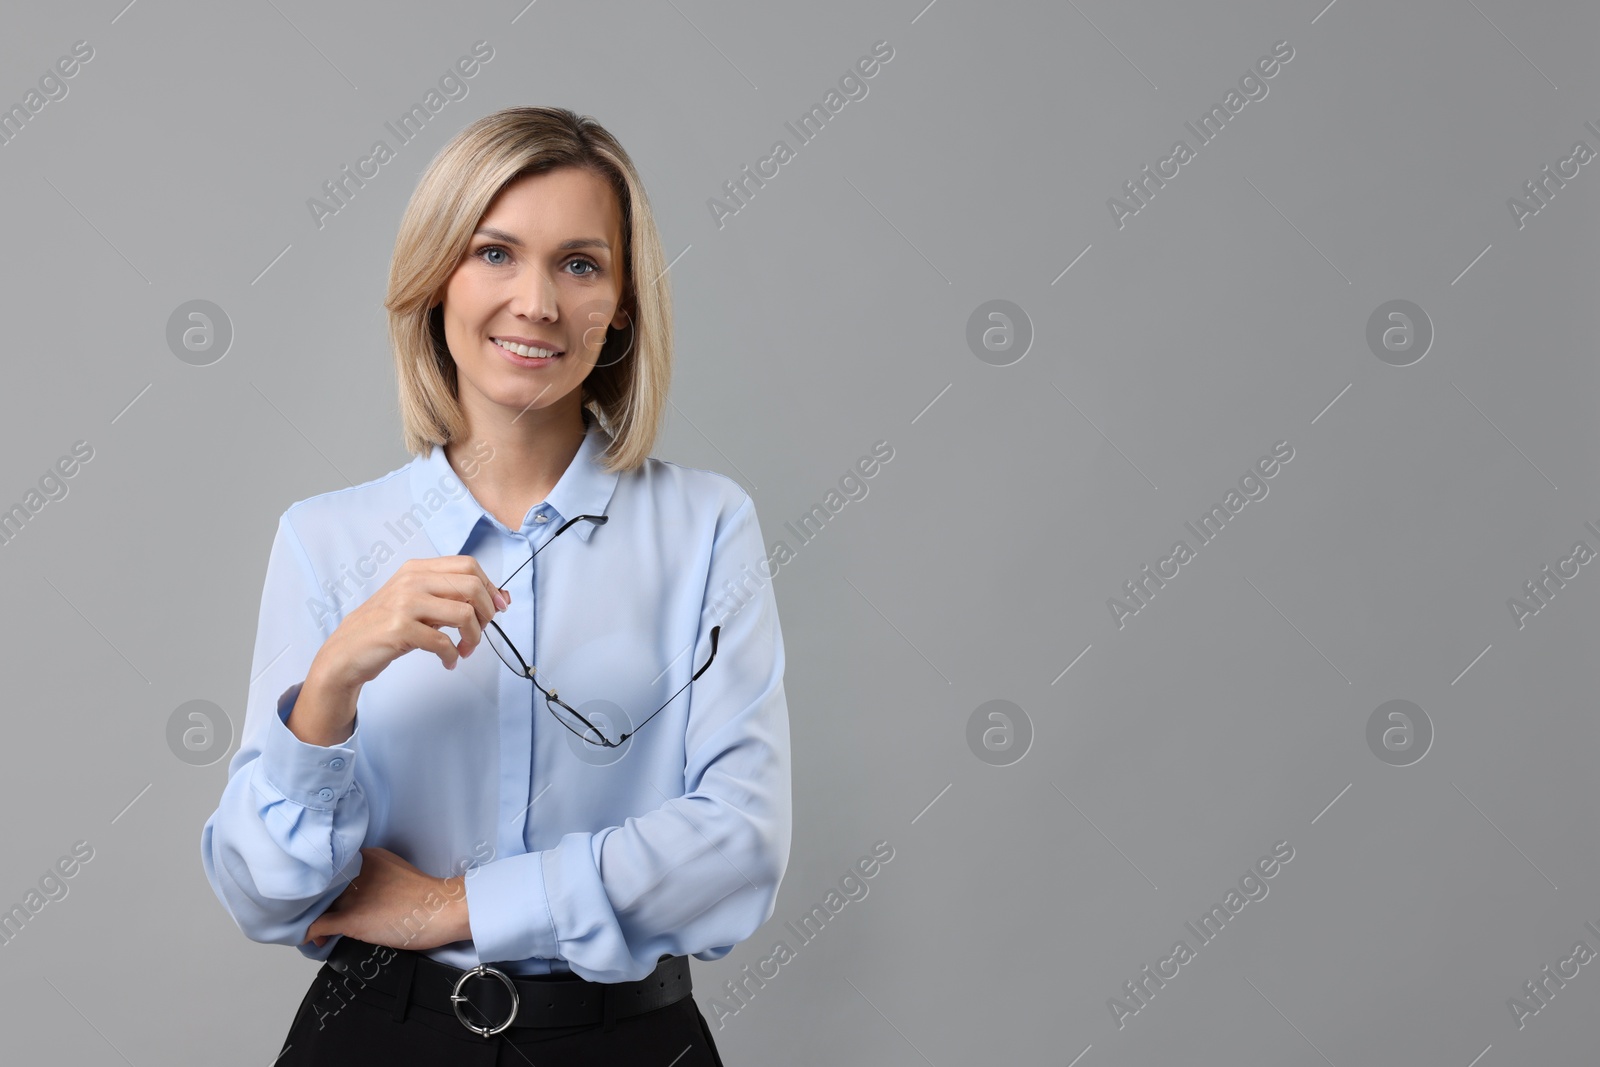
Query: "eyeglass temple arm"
611 627 721 744
691 626 720 681
496 513 609 591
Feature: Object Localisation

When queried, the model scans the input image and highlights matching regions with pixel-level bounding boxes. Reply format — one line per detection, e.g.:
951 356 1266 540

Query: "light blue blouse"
200 410 792 982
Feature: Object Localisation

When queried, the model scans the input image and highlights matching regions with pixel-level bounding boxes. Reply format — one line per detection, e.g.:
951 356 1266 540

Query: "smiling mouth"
491 338 563 360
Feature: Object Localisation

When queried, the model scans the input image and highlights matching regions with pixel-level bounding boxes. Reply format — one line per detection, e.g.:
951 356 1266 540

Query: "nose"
514 263 559 322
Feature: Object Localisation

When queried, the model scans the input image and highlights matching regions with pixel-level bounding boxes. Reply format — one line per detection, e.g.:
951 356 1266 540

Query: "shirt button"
329 758 344 770
534 513 550 524
317 788 335 803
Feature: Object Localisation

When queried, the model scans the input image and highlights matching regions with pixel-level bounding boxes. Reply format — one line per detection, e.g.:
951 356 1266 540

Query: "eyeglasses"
481 513 721 748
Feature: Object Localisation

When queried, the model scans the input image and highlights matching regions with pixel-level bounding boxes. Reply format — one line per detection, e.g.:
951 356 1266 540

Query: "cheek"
446 271 496 316
568 302 611 350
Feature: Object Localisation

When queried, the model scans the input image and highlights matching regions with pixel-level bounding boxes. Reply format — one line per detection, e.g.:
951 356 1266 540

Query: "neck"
445 401 590 524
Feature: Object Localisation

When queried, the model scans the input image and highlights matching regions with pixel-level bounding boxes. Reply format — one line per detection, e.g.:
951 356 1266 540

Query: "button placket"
494 529 540 859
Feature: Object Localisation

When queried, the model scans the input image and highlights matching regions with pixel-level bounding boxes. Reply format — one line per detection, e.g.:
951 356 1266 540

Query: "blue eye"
474 246 600 277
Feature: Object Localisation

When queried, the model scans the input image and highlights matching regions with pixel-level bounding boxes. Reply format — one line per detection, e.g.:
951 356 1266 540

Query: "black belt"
323 935 692 1037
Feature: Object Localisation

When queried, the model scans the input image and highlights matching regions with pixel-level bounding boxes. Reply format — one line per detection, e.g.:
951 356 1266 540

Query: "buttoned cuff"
464 851 559 965
258 681 360 811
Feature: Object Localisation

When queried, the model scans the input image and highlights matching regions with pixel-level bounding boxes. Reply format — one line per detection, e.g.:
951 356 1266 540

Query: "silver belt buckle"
450 963 520 1036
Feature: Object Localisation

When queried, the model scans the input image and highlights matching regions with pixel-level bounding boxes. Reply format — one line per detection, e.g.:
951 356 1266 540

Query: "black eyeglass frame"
482 513 721 748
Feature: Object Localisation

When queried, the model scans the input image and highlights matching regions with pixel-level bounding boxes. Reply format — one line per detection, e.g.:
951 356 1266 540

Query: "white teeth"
494 338 559 358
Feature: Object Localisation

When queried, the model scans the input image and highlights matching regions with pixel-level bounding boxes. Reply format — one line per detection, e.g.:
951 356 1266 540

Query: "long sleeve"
464 492 793 982
200 509 370 956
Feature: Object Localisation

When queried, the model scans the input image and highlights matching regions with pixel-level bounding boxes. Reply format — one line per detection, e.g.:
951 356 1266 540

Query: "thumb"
304 918 331 946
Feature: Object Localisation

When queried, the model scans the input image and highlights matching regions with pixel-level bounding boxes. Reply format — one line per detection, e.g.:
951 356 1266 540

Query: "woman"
200 106 792 1064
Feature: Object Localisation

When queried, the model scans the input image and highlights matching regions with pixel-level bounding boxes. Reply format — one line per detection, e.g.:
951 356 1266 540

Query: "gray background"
1 0 1596 1063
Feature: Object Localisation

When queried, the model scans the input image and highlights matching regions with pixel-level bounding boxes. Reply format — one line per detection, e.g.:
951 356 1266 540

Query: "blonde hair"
385 106 671 472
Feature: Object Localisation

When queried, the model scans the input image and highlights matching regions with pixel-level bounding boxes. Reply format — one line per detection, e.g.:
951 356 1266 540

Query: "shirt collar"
408 408 620 555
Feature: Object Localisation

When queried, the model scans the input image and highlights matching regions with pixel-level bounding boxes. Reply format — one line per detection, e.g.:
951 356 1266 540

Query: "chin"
496 383 574 410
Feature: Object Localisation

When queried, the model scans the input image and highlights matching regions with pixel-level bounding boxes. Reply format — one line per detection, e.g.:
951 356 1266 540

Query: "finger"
458 553 509 602
421 572 499 647
414 594 483 659
405 558 500 616
443 555 511 613
401 619 462 670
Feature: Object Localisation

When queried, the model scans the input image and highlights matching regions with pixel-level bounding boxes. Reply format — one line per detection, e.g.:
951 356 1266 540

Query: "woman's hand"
318 555 510 689
291 557 511 743
303 847 471 951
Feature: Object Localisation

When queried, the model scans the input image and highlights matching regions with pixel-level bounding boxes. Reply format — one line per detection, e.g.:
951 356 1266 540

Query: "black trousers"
275 947 728 1066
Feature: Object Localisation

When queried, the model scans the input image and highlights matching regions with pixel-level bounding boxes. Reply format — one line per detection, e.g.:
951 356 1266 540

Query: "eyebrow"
472 227 611 252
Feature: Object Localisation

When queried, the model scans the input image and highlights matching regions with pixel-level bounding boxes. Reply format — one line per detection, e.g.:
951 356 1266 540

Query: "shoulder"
616 456 763 553
629 456 753 520
276 456 418 546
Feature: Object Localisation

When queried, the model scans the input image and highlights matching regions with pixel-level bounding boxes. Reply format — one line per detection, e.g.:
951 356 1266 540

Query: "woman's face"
439 166 629 425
